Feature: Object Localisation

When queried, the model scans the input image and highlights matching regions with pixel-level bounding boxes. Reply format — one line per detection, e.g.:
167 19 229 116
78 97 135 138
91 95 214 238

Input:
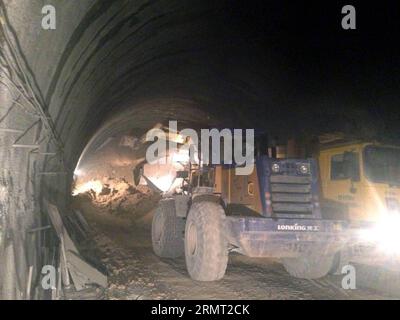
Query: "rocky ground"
73 177 160 221
70 189 396 300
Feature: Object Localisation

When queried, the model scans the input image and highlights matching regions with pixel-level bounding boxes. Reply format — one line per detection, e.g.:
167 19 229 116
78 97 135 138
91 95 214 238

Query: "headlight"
298 164 310 174
271 163 280 173
359 214 400 255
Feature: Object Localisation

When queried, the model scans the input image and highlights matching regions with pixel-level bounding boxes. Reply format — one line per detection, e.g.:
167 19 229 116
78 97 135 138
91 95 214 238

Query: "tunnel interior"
1 0 400 299
2 0 281 299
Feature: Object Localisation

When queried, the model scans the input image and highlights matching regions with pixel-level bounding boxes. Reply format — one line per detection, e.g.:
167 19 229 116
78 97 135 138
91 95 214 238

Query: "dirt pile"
73 178 160 221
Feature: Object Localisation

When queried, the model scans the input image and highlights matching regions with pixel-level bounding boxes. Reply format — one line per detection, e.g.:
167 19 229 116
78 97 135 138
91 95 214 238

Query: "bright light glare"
147 174 175 192
359 213 400 255
74 168 84 177
72 180 103 196
172 150 190 163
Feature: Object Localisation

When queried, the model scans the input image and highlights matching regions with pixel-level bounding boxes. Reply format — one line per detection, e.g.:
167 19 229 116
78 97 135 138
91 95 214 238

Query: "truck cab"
318 142 400 222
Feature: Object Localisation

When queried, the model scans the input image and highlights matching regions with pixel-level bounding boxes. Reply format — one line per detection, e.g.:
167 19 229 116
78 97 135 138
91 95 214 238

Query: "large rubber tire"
152 199 185 258
282 253 335 279
184 201 228 281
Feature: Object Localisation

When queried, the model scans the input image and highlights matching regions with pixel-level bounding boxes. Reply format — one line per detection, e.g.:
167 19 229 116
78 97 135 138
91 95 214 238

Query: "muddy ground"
70 195 397 300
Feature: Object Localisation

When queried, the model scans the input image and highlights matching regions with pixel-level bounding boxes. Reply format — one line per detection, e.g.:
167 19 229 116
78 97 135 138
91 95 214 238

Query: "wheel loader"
146 153 350 281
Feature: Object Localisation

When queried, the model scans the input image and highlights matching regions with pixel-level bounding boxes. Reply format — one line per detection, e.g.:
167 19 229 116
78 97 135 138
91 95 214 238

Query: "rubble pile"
73 177 160 220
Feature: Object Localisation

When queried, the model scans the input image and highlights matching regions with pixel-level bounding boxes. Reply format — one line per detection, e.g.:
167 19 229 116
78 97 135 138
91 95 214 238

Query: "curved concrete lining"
0 0 278 298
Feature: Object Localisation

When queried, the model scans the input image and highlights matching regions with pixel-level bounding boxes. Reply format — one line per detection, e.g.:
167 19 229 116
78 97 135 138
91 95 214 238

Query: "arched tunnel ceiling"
3 0 399 174
2 0 290 172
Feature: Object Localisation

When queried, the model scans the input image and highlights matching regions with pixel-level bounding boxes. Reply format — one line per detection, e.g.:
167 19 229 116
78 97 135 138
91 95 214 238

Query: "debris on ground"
73 177 160 221
69 177 399 300
71 199 395 300
44 201 108 298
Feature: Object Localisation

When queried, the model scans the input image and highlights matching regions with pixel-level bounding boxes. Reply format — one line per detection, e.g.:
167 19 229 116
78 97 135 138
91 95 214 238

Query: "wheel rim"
154 212 163 243
187 220 198 256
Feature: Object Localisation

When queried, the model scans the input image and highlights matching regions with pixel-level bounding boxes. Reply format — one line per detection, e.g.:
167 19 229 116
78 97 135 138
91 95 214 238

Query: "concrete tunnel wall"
0 0 285 298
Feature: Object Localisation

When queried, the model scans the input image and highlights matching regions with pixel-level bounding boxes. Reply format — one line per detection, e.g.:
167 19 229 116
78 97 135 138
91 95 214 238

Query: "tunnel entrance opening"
71 101 217 222
71 123 161 232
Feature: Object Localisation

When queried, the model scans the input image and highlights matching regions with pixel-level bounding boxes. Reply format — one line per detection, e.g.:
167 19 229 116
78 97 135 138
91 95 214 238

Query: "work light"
271 163 280 173
298 164 310 174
